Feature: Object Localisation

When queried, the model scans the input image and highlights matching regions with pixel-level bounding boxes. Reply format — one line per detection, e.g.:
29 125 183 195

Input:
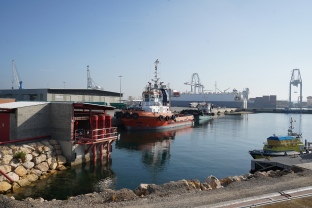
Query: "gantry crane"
289 69 302 109
87 65 102 90
184 73 204 93
12 60 23 89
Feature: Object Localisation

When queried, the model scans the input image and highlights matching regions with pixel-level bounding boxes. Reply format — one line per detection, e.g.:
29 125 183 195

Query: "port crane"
289 69 302 109
12 60 23 89
87 65 103 90
184 73 204 93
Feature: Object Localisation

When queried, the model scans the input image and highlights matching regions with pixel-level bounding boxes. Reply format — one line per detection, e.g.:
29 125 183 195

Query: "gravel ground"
2 169 312 208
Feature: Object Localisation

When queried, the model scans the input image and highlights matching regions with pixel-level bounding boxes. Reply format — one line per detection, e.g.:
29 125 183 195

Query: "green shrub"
13 151 26 162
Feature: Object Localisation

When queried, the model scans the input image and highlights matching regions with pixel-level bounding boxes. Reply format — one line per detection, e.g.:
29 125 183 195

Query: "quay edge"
237 108 312 114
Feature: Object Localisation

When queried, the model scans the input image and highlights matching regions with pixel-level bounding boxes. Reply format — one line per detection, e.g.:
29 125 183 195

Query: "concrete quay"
251 153 312 173
238 108 312 114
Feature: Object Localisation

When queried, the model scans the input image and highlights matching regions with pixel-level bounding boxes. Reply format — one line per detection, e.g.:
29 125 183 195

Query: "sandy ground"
2 169 312 208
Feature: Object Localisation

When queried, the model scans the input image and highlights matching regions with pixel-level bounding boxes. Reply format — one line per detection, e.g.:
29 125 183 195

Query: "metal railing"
74 127 118 142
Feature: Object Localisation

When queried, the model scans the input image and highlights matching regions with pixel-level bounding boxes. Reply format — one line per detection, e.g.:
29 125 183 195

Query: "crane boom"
12 60 23 89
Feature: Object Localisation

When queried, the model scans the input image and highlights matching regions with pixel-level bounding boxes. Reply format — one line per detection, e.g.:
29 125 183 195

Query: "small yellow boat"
249 118 305 159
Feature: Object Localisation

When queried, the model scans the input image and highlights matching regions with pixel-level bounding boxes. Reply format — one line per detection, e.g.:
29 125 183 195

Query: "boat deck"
251 153 312 172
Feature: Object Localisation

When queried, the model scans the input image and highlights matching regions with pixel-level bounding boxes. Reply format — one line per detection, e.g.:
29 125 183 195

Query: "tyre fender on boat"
124 112 131 119
132 113 139 119
171 115 176 121
114 111 123 119
165 116 170 121
159 115 164 121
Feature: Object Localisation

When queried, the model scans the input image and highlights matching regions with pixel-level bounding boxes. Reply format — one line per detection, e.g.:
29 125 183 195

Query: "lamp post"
119 75 122 103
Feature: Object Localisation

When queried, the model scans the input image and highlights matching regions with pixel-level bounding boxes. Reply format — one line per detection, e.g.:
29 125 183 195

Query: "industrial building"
0 88 122 105
247 95 277 109
0 101 118 165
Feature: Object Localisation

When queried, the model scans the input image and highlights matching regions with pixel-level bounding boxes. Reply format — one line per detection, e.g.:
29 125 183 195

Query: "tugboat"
117 59 194 130
249 118 305 159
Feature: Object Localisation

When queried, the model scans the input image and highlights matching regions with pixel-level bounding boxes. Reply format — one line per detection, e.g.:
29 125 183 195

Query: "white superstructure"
169 73 249 108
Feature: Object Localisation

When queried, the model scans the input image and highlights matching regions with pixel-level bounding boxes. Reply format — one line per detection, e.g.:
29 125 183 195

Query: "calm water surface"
8 113 312 200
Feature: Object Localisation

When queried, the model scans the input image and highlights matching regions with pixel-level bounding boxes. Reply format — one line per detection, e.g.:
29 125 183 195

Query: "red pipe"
0 169 14 183
0 135 51 145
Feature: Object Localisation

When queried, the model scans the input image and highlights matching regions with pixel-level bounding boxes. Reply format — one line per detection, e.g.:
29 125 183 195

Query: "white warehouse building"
0 88 122 105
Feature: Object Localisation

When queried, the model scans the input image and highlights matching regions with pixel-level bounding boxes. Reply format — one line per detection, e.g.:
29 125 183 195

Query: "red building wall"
0 113 10 142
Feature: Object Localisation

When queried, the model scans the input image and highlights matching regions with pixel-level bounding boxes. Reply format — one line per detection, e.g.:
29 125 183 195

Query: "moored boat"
180 102 214 123
117 59 194 130
249 118 306 159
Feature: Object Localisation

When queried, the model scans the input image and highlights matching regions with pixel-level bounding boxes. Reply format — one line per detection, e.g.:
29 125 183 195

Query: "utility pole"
119 75 122 103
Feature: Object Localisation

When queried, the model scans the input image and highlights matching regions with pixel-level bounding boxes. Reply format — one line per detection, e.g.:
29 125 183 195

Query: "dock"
251 153 312 172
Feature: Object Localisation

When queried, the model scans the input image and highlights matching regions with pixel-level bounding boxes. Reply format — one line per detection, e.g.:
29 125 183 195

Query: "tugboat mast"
152 59 160 89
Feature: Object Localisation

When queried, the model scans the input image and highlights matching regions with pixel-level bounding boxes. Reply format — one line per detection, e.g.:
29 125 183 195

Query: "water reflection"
6 114 311 200
115 129 177 171
193 118 214 128
7 160 116 200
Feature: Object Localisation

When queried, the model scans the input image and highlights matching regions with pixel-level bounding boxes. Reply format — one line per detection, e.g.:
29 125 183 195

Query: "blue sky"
1 0 311 101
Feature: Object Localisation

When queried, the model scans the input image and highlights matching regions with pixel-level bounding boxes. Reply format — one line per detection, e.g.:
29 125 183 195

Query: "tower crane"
87 65 103 90
12 60 23 89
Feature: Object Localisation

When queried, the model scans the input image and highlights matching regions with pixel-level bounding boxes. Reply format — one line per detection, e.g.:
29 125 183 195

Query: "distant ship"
169 73 249 108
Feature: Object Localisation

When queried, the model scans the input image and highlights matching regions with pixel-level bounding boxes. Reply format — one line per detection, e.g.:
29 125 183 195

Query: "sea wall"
0 140 67 194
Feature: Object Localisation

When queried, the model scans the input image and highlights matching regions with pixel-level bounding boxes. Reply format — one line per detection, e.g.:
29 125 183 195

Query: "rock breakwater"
0 140 67 194
96 169 295 202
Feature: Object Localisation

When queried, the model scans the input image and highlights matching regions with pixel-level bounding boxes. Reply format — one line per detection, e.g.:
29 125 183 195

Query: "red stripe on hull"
121 114 194 130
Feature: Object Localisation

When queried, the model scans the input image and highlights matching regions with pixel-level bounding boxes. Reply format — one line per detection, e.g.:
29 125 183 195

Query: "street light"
119 75 122 103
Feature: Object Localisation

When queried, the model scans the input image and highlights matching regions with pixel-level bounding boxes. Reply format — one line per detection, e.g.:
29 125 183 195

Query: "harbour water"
7 113 312 200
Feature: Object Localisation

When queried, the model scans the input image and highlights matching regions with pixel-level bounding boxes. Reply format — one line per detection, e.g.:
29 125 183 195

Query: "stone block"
14 166 28 177
35 162 49 172
22 161 35 169
2 155 13 165
17 178 31 187
57 155 66 165
6 172 19 182
0 181 12 193
26 174 39 182
0 165 12 173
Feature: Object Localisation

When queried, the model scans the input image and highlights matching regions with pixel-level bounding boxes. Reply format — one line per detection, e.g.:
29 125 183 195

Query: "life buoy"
159 115 164 121
165 116 170 121
132 113 139 119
